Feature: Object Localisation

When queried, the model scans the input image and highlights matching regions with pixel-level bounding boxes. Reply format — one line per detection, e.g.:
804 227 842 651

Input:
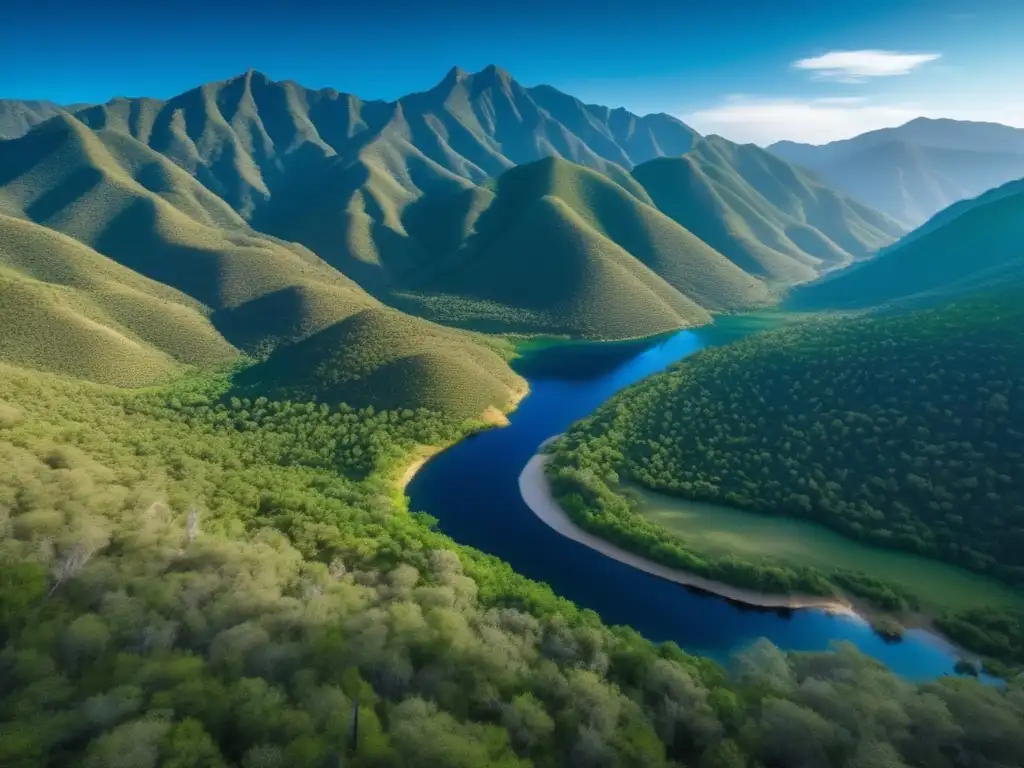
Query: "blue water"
407 321 984 681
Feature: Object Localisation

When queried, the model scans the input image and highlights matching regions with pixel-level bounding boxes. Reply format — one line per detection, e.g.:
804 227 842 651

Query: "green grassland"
632 487 1024 614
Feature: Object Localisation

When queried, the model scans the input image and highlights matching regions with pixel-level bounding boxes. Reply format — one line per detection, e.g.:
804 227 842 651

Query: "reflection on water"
407 316 993 681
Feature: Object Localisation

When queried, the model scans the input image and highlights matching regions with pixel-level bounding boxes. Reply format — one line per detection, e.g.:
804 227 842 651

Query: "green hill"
633 138 904 284
397 157 773 338
0 112 382 348
792 179 1024 309
549 289 1024 661
237 307 524 418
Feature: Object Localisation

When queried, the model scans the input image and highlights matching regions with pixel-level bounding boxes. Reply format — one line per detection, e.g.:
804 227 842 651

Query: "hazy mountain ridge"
633 137 903 283
791 178 1024 310
0 99 68 140
769 118 1024 225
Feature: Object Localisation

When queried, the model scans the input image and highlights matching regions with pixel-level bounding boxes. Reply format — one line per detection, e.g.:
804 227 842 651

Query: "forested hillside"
548 290 1024 662
4 361 1024 767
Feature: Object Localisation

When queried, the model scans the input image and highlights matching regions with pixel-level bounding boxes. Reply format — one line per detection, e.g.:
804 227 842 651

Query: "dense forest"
4 360 1024 767
548 290 1024 664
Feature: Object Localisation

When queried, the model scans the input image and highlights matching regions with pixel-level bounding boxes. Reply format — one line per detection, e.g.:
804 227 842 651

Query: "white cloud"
793 50 941 83
681 96 1024 146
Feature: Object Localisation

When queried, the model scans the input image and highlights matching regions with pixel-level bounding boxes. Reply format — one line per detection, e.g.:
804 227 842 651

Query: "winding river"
406 316 987 681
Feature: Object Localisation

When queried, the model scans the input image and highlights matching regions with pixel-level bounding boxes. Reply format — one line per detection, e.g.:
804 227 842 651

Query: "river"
406 315 987 681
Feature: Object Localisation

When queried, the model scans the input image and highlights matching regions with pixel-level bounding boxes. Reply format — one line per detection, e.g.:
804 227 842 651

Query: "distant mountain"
790 177 1024 310
0 99 67 140
769 118 1024 225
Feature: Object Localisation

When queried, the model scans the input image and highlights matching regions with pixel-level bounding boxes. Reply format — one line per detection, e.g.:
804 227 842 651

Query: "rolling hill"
769 118 1024 225
791 178 1024 310
236 307 525 418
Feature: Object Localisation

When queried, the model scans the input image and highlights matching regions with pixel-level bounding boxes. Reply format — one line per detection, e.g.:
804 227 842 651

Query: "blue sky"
5 0 1023 144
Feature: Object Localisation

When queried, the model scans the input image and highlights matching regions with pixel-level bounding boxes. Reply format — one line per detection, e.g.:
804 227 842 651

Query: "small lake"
406 315 991 681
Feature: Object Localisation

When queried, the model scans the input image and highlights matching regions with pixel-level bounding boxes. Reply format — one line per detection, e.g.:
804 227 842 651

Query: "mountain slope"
633 137 903 283
792 179 1024 309
395 157 774 338
0 99 67 140
71 67 700 222
769 119 1024 225
0 112 378 344
66 68 901 306
0 212 238 385
237 307 525 418
0 112 527 415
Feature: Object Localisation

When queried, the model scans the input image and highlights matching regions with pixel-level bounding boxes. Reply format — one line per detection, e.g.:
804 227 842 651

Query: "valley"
3 57 1024 768
406 318 1000 680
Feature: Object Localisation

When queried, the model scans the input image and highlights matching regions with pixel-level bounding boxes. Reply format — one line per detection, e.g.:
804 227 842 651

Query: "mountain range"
769 118 1024 226
0 65 909 401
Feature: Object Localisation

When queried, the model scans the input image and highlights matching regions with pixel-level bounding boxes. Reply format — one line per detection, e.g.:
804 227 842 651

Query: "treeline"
547 290 1024 661
3 362 1024 766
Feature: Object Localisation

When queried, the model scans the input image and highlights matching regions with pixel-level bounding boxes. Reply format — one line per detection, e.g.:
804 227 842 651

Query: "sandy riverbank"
397 447 443 490
519 450 863 619
397 386 531 491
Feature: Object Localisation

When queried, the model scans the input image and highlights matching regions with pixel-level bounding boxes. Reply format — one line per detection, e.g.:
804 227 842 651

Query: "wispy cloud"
682 95 1024 146
793 50 941 83
683 96 921 145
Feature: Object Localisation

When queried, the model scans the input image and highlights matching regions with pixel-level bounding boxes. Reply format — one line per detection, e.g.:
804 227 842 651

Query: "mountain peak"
222 69 273 88
443 65 469 84
475 64 513 87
